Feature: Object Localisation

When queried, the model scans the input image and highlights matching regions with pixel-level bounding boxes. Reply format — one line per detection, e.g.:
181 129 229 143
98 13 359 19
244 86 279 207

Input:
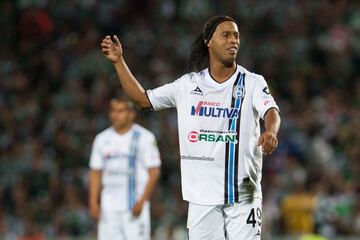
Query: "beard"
221 55 237 68
209 48 238 68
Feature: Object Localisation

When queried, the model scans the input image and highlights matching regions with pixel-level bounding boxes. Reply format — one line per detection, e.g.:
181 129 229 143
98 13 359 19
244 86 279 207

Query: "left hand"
258 131 278 155
131 200 145 217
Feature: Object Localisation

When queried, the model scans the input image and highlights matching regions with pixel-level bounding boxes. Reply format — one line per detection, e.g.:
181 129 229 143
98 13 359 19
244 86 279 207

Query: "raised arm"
101 35 151 108
258 108 281 155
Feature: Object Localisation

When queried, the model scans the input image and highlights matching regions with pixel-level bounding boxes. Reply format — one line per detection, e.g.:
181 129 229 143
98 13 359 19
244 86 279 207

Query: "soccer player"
88 98 161 240
101 15 281 240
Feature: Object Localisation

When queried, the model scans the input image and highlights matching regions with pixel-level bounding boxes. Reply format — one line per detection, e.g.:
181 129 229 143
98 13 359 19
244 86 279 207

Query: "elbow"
275 110 281 122
150 167 161 182
133 93 152 109
154 168 161 180
264 107 280 120
136 100 152 109
275 109 281 124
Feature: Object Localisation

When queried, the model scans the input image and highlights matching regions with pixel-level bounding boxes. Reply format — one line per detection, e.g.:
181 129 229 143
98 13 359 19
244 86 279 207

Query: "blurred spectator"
280 159 317 234
54 185 91 237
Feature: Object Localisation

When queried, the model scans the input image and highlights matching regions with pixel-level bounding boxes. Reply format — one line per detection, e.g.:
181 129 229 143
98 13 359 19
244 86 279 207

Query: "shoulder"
92 127 114 147
239 66 266 86
176 71 206 84
133 124 156 141
241 67 264 82
94 127 114 141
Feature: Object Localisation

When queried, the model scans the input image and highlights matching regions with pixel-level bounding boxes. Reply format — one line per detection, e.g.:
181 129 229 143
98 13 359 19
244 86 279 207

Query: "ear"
129 110 136 121
206 39 212 48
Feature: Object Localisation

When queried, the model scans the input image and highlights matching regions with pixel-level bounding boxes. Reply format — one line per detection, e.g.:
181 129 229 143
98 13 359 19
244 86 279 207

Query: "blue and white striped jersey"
89 124 161 211
147 65 279 205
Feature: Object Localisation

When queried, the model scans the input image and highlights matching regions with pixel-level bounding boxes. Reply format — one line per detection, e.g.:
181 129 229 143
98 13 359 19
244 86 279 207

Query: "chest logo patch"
191 86 203 96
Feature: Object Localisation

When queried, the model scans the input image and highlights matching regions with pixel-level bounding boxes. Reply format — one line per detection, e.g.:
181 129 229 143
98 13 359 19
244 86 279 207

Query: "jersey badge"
233 85 245 99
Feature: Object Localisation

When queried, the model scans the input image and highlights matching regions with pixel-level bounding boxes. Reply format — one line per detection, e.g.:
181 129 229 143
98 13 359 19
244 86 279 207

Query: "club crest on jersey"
191 86 203 96
233 85 245 99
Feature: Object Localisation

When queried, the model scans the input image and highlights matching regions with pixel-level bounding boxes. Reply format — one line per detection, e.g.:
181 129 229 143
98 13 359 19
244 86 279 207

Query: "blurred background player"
88 98 161 240
101 15 281 239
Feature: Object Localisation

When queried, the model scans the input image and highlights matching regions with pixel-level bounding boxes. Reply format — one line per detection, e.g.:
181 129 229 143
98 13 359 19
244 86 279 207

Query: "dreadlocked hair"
189 15 237 72
189 33 209 72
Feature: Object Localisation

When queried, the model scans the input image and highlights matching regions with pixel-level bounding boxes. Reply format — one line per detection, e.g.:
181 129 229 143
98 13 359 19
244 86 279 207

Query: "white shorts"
98 202 150 240
186 198 262 240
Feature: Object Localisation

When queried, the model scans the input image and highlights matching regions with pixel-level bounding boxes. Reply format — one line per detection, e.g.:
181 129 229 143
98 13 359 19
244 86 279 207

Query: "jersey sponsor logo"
187 130 237 143
104 152 129 160
200 101 221 106
188 131 198 142
181 155 214 161
233 84 245 99
191 101 239 118
105 169 131 176
264 99 275 106
190 86 203 95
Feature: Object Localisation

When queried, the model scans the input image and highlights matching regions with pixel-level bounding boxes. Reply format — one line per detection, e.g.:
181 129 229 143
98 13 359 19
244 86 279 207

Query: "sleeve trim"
262 107 280 120
145 90 155 111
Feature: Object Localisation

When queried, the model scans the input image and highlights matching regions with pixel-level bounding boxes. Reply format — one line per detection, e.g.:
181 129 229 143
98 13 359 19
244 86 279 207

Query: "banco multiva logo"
191 101 239 118
188 130 237 143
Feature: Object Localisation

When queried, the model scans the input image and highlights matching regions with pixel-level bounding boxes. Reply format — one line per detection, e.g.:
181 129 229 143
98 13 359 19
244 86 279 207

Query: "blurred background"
0 0 359 239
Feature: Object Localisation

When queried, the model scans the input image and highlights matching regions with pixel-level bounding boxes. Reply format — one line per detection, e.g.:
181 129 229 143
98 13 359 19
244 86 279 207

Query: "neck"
114 124 132 134
209 61 237 83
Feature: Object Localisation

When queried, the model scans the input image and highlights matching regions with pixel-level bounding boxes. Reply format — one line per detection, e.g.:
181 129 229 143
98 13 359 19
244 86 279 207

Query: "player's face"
207 21 240 67
110 101 134 130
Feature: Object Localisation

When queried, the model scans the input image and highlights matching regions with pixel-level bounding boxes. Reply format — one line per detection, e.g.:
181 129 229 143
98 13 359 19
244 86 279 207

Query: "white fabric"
147 65 279 205
89 124 161 211
187 198 262 240
98 201 150 240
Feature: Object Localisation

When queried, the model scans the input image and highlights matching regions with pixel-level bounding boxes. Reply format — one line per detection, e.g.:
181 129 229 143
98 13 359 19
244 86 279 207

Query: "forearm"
113 57 151 108
89 170 102 205
264 108 281 134
139 167 160 203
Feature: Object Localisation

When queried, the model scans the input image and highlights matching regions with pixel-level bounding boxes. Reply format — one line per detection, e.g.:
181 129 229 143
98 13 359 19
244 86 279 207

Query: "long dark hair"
189 15 237 72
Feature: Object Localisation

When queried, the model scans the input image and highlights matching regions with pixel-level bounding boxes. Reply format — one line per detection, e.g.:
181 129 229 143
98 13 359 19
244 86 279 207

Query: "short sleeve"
252 76 279 120
146 80 179 111
141 134 161 168
89 136 103 170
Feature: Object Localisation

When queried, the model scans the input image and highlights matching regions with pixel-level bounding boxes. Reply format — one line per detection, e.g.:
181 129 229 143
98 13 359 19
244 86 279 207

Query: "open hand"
101 35 123 63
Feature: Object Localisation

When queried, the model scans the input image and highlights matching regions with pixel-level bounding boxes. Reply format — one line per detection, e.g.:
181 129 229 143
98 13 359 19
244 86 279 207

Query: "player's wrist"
265 129 278 136
112 55 124 64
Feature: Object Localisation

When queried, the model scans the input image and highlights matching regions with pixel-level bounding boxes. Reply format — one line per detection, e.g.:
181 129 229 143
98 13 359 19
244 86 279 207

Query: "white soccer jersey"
89 124 161 211
147 65 279 205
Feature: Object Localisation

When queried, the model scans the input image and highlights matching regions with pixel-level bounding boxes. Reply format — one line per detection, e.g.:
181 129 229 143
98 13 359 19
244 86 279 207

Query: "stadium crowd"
0 0 359 239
